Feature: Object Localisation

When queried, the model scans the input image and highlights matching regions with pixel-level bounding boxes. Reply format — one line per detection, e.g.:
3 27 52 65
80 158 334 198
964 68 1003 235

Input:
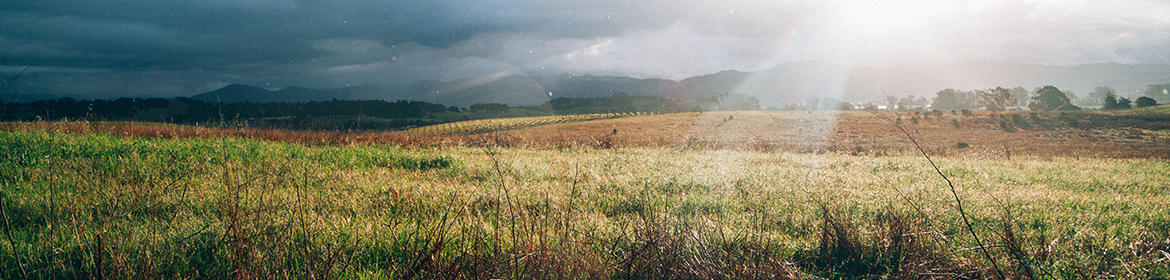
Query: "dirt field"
431 110 1170 158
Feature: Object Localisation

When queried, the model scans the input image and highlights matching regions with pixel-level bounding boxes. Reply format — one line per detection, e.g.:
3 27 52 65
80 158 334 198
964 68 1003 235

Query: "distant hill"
191 62 1170 107
191 75 681 107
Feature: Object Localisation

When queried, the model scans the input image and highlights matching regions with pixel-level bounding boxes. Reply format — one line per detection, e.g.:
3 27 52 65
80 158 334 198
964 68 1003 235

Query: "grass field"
1 109 1169 279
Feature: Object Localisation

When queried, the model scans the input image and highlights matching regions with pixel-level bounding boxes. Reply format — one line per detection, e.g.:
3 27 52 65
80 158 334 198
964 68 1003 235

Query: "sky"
2 0 1169 100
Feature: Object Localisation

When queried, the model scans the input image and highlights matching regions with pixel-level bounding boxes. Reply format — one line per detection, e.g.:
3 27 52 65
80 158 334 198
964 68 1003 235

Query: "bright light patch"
834 1 954 35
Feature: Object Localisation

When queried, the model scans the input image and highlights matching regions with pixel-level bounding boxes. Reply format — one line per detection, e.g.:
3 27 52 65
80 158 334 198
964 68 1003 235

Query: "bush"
999 119 1016 132
957 142 970 149
950 119 960 128
1059 112 1081 128
1135 96 1158 108
1118 97 1132 109
960 109 972 116
1011 113 1032 130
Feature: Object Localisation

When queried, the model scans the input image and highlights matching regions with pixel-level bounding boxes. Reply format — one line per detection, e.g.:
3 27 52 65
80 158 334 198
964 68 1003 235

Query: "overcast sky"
2 0 1169 99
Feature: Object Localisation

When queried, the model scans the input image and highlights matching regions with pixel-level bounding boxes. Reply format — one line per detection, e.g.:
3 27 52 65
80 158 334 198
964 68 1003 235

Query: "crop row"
401 112 654 135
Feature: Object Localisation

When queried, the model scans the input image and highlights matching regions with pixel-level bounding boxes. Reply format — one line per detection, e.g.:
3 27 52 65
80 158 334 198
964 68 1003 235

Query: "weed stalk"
873 108 1007 279
484 143 518 274
0 189 28 278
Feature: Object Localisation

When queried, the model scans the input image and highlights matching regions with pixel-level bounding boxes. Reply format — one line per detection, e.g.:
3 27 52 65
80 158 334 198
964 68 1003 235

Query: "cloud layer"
2 0 1169 99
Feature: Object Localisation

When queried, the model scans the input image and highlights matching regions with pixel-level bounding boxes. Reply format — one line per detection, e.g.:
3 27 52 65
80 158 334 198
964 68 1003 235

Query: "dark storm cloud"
2 0 1169 100
0 0 563 97
0 0 675 98
1 0 528 69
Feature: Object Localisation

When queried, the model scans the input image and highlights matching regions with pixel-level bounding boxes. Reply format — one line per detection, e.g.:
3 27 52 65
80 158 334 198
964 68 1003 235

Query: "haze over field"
3 0 1170 104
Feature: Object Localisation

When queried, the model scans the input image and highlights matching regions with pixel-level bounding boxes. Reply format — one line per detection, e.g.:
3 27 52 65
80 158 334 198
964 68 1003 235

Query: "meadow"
1 109 1168 279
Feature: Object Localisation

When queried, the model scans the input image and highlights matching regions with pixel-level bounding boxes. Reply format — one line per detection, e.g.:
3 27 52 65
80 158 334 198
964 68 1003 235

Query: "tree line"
0 92 761 130
927 85 1160 112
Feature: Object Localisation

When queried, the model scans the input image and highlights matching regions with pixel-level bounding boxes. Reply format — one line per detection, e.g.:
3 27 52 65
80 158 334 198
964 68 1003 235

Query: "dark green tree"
1102 92 1119 110
1117 97 1132 109
1029 86 1076 111
1135 96 1158 108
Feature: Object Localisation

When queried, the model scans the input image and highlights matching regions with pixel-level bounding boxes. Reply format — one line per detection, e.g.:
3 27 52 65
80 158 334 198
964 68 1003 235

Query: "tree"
1010 86 1029 108
837 101 854 111
1118 97 1132 109
932 89 971 111
1102 92 1119 110
1063 90 1078 103
897 95 928 110
977 87 1016 111
1084 86 1115 106
1135 96 1158 108
1144 83 1170 102
1029 85 1076 111
897 95 914 110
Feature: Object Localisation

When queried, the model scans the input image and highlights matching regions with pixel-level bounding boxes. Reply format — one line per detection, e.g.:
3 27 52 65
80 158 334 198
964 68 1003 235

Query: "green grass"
0 129 1167 279
1129 104 1170 114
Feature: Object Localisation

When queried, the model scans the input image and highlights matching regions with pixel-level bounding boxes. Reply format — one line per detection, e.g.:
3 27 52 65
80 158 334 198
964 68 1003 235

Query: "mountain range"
191 61 1170 107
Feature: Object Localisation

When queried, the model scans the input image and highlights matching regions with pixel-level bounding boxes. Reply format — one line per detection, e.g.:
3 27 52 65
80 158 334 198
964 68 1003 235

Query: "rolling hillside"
189 62 1170 107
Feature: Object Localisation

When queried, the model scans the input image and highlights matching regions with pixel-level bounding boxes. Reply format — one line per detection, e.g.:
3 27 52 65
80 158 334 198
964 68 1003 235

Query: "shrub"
999 119 1016 132
1059 112 1081 128
1135 96 1158 108
1011 114 1033 130
910 116 919 124
1118 97 1132 109
960 109 972 116
957 142 970 149
951 119 960 128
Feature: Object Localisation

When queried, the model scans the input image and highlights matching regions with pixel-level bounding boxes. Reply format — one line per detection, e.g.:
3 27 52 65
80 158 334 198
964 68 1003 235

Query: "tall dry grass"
2 110 1169 279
